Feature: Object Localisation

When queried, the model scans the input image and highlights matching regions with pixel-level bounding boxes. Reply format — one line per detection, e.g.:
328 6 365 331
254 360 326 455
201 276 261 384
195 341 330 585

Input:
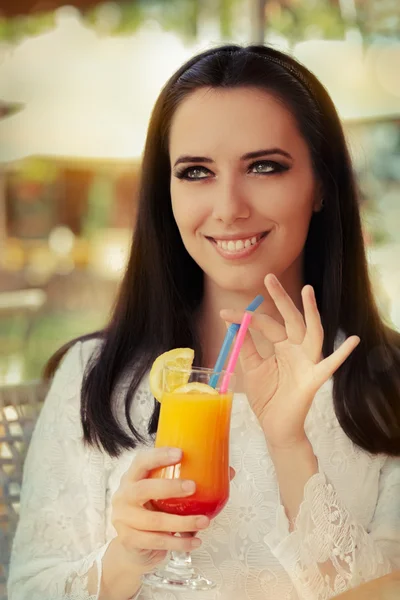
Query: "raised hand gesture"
221 274 360 450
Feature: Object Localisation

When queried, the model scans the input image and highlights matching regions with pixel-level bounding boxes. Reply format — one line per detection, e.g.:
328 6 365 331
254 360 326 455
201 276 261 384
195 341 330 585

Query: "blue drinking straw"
209 294 264 388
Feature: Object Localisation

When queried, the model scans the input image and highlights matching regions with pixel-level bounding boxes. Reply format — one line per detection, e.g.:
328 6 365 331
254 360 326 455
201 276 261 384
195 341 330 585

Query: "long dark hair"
45 44 400 457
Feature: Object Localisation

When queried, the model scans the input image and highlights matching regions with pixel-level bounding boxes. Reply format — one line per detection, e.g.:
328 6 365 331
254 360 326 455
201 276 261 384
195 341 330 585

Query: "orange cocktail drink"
151 386 233 519
144 360 234 591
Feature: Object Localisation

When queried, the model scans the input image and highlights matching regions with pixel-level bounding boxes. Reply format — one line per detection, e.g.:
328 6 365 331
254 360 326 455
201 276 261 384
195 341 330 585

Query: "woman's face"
169 86 320 294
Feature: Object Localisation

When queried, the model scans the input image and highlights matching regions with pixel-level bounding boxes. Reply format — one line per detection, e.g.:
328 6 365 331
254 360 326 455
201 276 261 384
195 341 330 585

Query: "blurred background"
0 0 399 386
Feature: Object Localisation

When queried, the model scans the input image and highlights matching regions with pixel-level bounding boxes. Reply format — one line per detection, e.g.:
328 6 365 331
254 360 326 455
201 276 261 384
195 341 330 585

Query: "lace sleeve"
265 457 400 600
7 340 112 600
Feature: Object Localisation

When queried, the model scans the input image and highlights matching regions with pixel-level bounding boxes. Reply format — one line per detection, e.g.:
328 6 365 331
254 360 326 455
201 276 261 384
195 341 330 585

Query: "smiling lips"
207 231 269 259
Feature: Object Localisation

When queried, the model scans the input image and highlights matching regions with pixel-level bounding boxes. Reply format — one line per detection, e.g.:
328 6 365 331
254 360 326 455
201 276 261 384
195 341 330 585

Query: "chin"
209 271 265 295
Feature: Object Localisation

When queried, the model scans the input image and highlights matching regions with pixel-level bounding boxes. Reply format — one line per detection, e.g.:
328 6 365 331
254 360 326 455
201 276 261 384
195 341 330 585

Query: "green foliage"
140 0 199 40
24 310 106 379
0 12 55 43
14 159 59 185
0 0 240 43
0 308 106 380
220 0 240 40
267 0 345 43
85 1 144 35
358 0 400 40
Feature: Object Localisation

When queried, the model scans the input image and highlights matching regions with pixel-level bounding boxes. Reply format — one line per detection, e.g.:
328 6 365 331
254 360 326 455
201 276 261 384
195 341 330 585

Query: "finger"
121 529 202 554
301 285 324 363
229 466 235 481
131 477 197 505
264 274 306 344
235 329 263 371
124 505 210 534
220 309 286 344
314 336 360 388
128 447 183 482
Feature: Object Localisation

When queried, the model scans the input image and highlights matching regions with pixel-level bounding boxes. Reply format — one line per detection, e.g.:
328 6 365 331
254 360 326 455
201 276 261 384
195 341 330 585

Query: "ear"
313 181 324 213
313 198 324 213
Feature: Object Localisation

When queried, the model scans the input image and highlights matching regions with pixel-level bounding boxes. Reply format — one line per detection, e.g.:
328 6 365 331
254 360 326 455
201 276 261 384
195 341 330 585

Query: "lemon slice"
149 348 195 402
174 382 218 395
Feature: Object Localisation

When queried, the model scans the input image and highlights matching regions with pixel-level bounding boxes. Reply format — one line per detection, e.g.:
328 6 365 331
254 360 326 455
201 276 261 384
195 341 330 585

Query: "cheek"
171 185 209 236
277 206 314 247
257 177 315 224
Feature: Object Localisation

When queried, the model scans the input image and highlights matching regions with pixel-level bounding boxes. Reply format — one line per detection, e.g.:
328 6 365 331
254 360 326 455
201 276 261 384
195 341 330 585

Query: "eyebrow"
173 148 293 167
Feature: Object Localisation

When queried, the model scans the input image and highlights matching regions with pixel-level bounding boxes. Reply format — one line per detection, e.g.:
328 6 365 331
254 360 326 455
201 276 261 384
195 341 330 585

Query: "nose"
211 176 250 225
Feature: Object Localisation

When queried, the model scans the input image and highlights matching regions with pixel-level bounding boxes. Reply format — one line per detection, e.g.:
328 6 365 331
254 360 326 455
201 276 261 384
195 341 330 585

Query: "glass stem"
166 551 195 576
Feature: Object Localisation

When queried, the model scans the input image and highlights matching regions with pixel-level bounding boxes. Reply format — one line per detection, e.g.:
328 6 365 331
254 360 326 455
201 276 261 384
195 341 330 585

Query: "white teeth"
213 234 264 252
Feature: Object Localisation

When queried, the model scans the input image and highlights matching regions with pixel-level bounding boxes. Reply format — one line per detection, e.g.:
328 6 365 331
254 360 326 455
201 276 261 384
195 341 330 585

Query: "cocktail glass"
142 365 234 591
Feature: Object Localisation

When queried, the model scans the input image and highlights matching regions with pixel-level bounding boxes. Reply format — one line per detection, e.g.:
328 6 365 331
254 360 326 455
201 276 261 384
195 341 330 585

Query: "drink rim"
164 364 228 376
163 365 236 391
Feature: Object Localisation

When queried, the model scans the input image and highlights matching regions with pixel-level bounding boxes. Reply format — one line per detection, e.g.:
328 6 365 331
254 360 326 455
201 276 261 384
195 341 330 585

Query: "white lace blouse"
7 340 400 600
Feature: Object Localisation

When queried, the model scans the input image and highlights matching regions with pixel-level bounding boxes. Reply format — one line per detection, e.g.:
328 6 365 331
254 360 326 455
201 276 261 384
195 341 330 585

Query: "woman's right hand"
111 446 210 572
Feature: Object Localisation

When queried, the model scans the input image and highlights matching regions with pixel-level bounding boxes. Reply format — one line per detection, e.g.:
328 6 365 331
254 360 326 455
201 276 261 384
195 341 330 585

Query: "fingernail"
168 448 182 460
182 480 196 493
269 274 278 286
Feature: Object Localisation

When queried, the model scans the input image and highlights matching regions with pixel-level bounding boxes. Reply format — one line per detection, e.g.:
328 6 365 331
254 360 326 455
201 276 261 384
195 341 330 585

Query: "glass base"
142 565 216 591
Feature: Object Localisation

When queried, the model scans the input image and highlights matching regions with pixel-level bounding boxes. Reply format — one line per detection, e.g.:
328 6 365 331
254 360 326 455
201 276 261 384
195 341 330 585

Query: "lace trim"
265 471 391 599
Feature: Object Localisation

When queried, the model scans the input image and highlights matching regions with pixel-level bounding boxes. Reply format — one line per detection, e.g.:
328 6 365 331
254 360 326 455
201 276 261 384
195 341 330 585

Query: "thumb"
237 329 263 372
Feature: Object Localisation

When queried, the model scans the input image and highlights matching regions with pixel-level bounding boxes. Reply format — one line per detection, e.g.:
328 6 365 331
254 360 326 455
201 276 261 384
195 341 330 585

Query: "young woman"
8 44 400 600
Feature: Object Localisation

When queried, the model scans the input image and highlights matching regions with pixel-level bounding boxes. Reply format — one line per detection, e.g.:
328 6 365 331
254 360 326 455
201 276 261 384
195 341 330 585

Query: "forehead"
169 86 305 158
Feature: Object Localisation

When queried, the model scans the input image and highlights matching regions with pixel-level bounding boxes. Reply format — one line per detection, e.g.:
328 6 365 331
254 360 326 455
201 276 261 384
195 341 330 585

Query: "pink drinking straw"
219 311 253 394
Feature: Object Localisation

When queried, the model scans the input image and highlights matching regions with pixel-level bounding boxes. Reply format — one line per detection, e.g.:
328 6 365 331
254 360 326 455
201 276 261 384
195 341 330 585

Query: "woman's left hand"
221 274 360 451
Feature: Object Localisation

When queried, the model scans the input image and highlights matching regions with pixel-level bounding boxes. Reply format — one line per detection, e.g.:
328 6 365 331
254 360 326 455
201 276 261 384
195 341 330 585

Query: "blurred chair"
0 289 47 385
0 380 49 600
